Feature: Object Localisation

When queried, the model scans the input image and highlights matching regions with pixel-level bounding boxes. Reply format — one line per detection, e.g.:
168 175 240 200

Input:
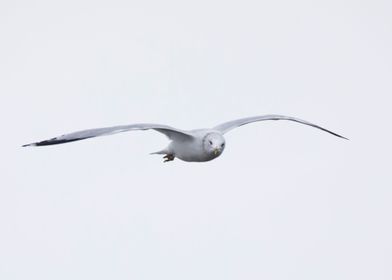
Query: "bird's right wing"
23 123 194 147
213 115 348 139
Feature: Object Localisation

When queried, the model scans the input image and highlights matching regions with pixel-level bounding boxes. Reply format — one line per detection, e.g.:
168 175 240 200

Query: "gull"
23 114 347 162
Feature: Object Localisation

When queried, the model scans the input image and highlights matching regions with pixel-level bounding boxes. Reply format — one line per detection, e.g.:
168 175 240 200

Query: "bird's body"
23 114 347 162
154 129 225 162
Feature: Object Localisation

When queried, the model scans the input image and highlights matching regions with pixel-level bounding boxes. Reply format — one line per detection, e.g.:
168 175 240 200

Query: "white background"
1 0 391 279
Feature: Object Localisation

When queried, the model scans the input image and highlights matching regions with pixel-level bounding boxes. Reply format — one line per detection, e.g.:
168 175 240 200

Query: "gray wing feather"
23 123 193 147
213 115 347 139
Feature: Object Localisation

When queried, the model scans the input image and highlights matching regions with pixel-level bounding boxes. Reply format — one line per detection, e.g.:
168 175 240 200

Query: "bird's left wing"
213 115 348 139
23 123 194 147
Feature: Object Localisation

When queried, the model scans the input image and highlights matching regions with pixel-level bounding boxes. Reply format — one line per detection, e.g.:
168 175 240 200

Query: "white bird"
23 114 347 162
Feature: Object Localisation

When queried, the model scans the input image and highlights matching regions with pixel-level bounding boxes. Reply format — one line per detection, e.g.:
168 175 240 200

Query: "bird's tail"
150 148 168 155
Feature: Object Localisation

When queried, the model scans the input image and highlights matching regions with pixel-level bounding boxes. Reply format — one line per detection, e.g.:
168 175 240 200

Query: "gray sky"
1 0 391 279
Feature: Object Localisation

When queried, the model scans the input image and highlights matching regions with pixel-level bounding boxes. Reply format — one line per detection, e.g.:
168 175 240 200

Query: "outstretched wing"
23 123 193 147
213 115 347 139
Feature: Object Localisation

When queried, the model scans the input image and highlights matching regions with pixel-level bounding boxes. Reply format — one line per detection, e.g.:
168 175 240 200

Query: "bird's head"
203 132 226 159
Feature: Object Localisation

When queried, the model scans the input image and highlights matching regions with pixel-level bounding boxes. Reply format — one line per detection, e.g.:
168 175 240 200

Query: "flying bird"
23 115 347 162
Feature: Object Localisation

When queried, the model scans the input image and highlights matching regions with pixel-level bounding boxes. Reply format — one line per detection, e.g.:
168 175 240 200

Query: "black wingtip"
336 134 349 140
332 133 349 140
22 143 36 147
22 137 87 147
322 128 349 141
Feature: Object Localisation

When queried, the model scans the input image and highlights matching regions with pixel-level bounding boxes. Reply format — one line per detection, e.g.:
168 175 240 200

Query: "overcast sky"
1 0 391 279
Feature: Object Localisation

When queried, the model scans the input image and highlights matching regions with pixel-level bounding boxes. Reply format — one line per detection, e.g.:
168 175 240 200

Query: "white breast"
170 129 217 162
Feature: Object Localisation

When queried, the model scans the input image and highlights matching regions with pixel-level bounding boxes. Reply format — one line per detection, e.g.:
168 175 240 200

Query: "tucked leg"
163 154 175 162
